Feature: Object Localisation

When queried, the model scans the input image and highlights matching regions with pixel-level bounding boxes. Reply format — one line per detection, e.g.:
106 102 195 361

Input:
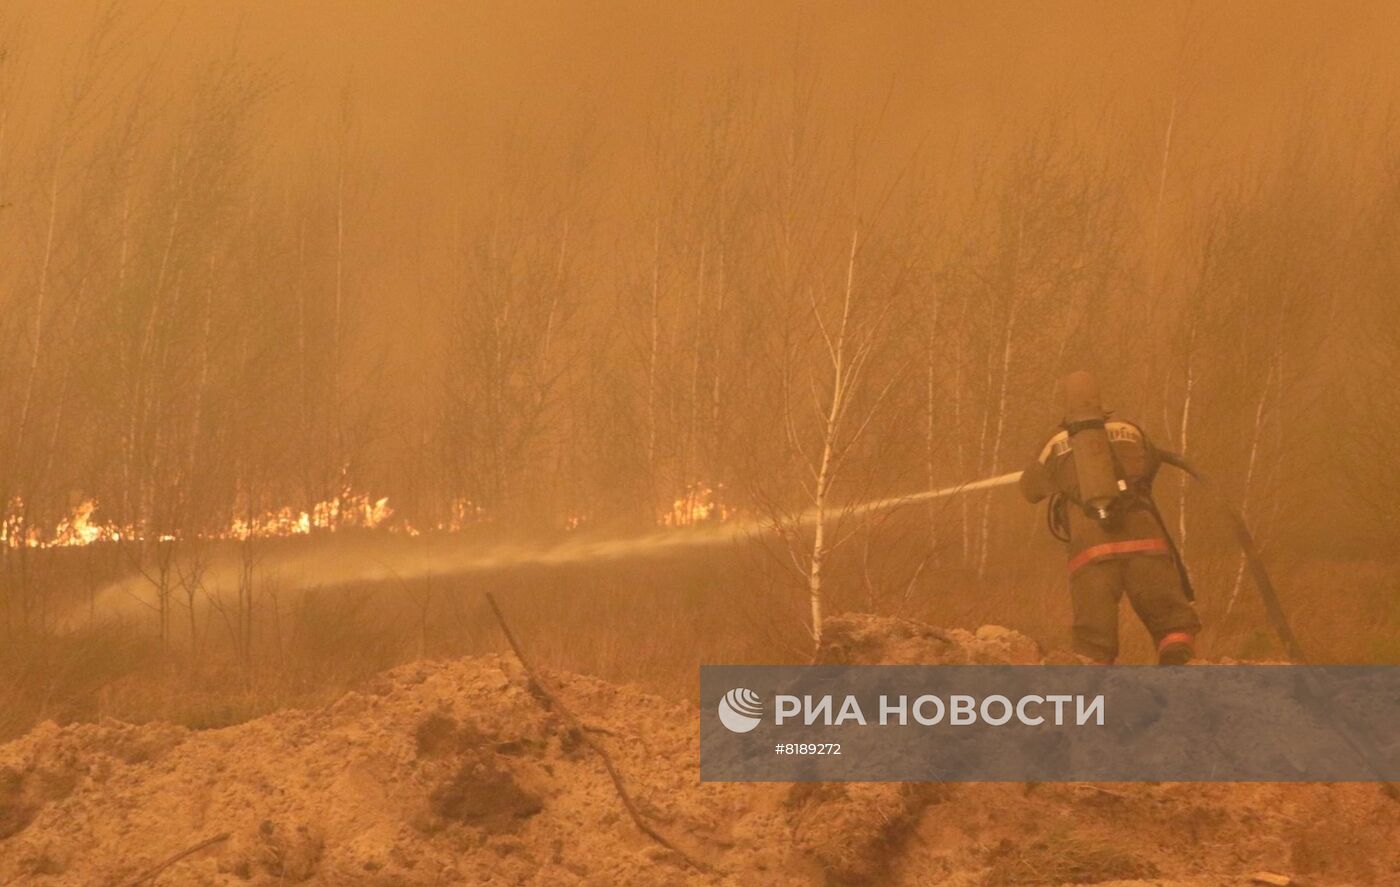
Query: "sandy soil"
3 614 1398 886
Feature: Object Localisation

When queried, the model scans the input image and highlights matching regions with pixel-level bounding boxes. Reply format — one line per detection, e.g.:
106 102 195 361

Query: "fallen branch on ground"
484 591 713 875
124 832 231 886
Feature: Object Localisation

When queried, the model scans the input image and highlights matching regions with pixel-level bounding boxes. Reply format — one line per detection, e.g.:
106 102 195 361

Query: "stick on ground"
484 592 713 876
124 832 231 886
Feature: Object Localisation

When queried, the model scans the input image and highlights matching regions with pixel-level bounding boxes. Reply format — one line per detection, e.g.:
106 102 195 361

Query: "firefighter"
1020 370 1200 665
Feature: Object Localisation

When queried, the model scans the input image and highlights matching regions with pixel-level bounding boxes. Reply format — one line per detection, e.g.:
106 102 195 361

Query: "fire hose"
1157 451 1307 663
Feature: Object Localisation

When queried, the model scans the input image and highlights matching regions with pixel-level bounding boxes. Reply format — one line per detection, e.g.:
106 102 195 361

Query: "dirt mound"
3 615 1398 886
0 656 753 886
816 613 1045 665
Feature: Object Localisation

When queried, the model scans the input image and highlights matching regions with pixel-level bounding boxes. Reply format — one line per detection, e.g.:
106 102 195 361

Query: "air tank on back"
1062 370 1124 523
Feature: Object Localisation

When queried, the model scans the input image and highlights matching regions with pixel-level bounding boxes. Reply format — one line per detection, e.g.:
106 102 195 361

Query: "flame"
440 498 487 533
53 498 128 545
3 483 727 549
660 483 731 528
1 497 135 548
227 490 393 540
3 489 397 550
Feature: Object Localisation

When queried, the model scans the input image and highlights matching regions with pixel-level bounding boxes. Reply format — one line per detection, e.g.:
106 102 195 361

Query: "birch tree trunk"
645 218 662 507
976 301 1019 579
1176 318 1197 555
805 231 859 645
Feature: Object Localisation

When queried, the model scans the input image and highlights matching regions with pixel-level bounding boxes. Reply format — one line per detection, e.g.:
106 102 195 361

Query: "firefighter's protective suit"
1020 371 1200 664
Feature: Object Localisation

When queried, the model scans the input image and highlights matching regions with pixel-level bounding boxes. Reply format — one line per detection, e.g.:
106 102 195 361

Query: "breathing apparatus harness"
1044 415 1137 540
1045 415 1197 603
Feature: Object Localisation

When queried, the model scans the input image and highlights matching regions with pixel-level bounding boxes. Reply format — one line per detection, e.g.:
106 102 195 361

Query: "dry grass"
2 545 1396 744
982 825 1158 885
